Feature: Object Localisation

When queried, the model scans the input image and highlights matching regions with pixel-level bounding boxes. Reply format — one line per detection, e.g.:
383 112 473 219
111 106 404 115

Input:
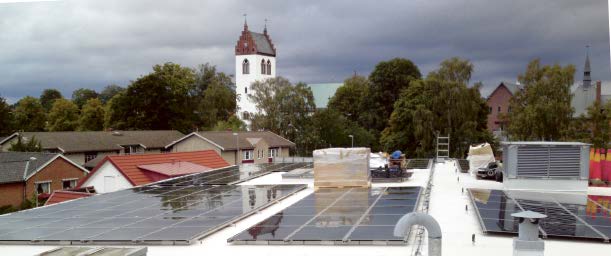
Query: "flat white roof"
2 161 610 255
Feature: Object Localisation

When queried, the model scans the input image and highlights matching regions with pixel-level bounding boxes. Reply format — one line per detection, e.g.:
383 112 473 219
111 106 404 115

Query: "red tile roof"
138 161 212 177
45 191 93 206
79 150 230 187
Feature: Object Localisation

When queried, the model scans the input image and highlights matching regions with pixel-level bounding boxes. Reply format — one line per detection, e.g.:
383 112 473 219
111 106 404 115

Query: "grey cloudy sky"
0 0 609 103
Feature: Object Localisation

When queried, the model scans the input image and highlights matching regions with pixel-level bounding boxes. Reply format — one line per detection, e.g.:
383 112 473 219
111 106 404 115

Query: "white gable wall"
80 161 133 193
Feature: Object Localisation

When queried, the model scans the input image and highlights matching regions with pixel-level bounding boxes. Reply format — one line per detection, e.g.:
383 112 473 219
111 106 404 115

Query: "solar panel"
228 186 422 245
0 182 306 245
406 159 431 169
468 189 611 242
157 163 310 186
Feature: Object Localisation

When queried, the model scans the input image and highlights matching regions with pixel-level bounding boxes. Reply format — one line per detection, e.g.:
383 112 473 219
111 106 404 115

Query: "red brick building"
486 81 522 138
0 152 89 207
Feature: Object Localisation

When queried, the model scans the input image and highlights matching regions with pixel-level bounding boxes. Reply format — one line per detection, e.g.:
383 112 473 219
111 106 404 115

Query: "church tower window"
261 59 266 74
242 59 250 74
266 60 271 75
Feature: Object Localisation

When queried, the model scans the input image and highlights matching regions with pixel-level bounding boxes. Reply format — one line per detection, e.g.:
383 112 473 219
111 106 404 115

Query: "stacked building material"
313 147 371 188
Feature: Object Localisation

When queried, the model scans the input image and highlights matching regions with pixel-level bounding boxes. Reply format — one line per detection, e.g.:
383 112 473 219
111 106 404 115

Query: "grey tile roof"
195 131 295 150
2 131 184 153
0 152 58 184
249 32 275 56
501 81 523 95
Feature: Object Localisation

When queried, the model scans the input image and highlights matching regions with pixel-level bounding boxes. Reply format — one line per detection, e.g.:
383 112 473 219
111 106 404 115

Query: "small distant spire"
243 14 248 30
584 45 591 88
264 18 269 34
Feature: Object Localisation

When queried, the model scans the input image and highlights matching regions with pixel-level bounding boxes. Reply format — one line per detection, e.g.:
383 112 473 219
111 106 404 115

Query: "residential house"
78 150 230 193
486 81 522 139
166 131 295 164
0 130 185 166
0 152 89 208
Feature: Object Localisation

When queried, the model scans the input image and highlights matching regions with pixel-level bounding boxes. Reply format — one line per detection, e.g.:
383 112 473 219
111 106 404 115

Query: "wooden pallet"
314 181 371 190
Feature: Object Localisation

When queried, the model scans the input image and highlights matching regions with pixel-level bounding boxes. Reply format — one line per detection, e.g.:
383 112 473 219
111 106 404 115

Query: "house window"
62 179 78 189
266 60 271 75
488 107 492 113
261 59 266 74
498 106 501 112
243 150 253 160
123 145 143 155
85 152 97 163
242 59 250 74
269 148 278 158
35 181 51 195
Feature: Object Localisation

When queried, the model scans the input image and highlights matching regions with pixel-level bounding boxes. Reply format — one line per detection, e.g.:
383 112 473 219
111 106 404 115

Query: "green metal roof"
306 83 343 108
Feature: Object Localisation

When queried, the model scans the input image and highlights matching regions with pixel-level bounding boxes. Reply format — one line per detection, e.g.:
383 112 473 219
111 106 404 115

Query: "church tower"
583 47 591 89
235 19 277 126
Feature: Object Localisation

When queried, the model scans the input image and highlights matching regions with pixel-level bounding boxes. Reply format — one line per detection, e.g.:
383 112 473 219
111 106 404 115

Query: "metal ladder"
436 135 450 162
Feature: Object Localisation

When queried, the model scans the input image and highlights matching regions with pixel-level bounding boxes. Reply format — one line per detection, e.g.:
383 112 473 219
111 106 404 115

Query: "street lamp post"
233 133 239 165
348 135 354 148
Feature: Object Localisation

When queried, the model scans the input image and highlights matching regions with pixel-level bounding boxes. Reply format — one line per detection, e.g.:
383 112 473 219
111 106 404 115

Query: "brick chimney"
596 80 601 103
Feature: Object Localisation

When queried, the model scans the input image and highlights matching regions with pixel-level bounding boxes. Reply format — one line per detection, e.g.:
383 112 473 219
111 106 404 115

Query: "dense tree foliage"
99 85 125 104
381 58 493 158
363 58 422 135
8 135 42 152
506 59 575 140
46 99 79 131
312 108 375 148
78 98 105 131
212 115 247 132
72 88 99 109
327 75 369 123
0 96 14 136
192 64 236 129
40 89 63 111
249 77 317 155
13 96 46 132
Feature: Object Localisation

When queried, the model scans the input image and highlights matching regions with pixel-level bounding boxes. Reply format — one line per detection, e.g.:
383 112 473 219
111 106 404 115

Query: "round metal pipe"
394 212 442 256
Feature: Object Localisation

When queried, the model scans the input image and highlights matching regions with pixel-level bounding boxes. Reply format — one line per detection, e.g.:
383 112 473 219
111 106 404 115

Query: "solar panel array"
0 163 308 245
229 186 422 245
406 159 431 169
469 189 611 242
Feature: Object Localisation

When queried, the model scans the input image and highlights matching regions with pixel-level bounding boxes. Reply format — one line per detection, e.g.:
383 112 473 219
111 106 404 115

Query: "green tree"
249 77 317 156
427 57 474 85
105 63 196 132
72 88 99 109
212 115 247 132
40 89 63 111
579 100 611 148
13 96 46 132
99 84 125 104
8 135 42 152
190 64 236 129
78 98 105 131
381 58 492 158
312 108 375 148
327 75 369 123
46 98 79 131
506 59 575 140
363 58 422 135
0 96 14 136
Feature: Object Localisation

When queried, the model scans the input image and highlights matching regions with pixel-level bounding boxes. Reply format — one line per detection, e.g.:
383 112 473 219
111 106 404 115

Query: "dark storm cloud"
0 0 608 102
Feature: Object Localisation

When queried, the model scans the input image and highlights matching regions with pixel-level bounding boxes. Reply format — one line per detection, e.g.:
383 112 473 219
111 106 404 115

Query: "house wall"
80 161 133 193
66 151 119 166
252 140 270 164
221 151 238 165
486 85 513 133
0 182 25 207
172 135 222 154
24 157 88 202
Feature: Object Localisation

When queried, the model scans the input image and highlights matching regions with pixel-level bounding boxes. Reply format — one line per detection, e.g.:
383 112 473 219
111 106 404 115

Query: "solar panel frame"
468 189 611 242
228 186 422 245
0 163 310 245
406 159 432 169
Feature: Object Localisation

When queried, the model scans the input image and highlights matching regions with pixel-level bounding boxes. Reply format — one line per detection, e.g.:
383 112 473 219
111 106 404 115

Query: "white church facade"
234 21 277 126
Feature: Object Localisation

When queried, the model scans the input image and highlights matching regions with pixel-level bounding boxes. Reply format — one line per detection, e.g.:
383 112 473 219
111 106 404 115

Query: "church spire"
264 18 268 35
584 45 591 88
243 14 248 31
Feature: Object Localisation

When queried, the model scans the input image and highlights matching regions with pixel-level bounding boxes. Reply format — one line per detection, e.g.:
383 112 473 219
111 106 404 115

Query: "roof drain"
394 212 442 256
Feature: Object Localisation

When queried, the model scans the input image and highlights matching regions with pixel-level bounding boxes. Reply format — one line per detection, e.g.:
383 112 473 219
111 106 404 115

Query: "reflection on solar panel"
156 163 310 186
469 189 611 242
0 163 311 245
406 159 431 169
457 159 469 173
228 186 422 245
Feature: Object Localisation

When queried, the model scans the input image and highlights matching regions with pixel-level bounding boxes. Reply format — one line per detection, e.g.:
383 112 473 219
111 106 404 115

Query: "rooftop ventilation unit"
502 141 590 192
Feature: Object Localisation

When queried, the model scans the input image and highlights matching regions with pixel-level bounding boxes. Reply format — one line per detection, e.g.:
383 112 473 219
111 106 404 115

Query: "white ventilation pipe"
394 212 442 256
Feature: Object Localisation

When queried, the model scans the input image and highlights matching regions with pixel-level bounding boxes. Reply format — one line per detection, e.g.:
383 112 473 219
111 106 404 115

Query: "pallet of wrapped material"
313 147 371 188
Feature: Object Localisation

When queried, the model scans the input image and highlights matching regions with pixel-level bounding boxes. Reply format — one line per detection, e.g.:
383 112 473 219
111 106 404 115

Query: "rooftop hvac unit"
502 141 590 192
